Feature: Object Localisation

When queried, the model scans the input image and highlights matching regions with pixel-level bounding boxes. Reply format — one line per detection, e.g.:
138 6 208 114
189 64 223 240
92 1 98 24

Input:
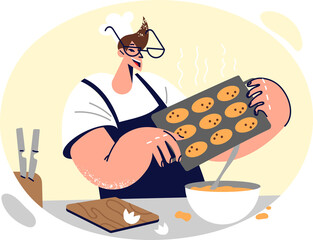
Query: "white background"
0 0 312 239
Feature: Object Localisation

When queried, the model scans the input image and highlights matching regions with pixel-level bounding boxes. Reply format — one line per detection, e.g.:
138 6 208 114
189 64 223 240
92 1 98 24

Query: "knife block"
14 172 43 207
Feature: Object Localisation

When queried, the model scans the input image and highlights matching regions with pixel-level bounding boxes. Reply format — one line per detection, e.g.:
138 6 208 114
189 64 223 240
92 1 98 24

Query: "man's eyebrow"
129 43 135 46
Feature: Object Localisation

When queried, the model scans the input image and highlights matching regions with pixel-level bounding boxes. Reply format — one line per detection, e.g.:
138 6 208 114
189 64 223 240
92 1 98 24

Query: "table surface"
43 195 278 239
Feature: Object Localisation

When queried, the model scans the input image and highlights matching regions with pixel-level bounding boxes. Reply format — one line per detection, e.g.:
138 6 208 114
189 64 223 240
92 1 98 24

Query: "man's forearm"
71 127 152 189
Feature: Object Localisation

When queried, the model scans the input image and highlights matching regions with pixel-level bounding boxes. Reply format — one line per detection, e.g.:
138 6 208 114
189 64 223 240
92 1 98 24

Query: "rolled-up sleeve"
62 81 117 158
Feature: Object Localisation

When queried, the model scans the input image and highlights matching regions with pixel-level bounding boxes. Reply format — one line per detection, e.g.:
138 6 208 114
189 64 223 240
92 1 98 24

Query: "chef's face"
118 41 143 71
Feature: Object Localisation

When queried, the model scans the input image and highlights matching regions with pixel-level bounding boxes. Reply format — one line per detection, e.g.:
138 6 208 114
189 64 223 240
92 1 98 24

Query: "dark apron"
82 73 204 199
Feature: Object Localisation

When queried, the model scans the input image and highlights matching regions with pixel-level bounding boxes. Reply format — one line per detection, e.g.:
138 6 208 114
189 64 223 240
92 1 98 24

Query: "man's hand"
246 77 291 128
109 127 183 167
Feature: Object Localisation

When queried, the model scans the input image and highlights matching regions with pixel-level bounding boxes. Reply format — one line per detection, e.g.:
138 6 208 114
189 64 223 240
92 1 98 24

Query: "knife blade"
16 128 27 178
28 129 40 181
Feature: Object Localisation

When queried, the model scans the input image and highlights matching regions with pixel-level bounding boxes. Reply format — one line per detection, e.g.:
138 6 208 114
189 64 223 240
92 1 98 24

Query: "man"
62 17 291 199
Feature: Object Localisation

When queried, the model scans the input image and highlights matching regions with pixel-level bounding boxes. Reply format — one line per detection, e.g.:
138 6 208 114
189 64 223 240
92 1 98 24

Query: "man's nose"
138 52 143 58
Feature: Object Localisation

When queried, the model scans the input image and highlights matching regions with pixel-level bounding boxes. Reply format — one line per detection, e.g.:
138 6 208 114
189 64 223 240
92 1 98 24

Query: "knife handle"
16 128 27 178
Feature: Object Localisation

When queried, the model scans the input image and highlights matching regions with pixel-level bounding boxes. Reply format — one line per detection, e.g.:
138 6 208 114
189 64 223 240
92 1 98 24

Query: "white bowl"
185 181 260 225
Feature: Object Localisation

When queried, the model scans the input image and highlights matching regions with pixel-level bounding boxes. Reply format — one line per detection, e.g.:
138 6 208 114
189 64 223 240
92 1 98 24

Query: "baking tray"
151 76 271 171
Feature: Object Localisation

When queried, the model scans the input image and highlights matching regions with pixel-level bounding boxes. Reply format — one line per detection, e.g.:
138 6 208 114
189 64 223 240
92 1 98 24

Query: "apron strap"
82 74 167 128
82 79 120 127
135 73 167 109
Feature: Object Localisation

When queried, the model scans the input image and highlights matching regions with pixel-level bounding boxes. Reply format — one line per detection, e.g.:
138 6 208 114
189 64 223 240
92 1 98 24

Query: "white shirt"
62 72 185 157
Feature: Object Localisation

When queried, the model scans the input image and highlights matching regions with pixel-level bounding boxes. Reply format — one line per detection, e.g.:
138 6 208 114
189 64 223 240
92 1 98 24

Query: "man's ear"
117 49 125 57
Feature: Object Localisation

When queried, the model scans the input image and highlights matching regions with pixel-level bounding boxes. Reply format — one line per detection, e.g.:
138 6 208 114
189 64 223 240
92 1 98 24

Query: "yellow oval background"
0 1 312 201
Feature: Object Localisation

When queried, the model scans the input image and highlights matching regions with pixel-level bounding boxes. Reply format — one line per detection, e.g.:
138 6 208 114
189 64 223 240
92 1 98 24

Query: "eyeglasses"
105 26 165 58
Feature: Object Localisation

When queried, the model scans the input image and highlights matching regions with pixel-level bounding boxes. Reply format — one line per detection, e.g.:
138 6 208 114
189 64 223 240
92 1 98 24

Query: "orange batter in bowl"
190 185 252 192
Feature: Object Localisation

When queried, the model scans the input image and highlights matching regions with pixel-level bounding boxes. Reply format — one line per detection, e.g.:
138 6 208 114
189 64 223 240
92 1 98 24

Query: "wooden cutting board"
66 197 159 233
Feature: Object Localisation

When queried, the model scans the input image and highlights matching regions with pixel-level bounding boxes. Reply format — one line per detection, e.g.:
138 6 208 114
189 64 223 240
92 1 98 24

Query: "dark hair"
117 17 149 49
